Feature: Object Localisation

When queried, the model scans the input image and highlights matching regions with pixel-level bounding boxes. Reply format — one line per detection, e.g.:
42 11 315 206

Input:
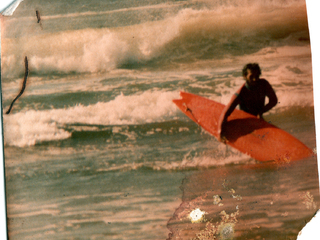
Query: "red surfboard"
173 91 314 162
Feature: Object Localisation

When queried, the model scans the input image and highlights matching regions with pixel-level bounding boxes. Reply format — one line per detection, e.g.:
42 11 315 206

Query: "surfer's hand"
217 128 227 143
217 118 228 142
257 111 265 119
218 134 227 143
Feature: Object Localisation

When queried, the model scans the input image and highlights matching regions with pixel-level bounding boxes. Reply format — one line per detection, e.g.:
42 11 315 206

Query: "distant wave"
1 0 309 77
39 2 185 21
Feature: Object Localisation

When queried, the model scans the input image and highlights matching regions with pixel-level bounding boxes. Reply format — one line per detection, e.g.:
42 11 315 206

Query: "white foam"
3 90 179 147
1 0 308 77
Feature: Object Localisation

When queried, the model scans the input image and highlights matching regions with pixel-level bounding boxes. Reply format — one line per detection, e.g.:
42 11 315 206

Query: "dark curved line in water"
6 56 29 114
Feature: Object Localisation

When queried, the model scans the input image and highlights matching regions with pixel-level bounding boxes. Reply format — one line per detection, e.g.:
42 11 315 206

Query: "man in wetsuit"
217 63 278 142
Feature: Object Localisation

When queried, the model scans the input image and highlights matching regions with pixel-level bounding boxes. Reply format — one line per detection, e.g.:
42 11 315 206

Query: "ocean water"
1 0 319 239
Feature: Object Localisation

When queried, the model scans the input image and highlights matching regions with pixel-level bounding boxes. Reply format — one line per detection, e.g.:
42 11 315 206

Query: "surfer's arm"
217 91 241 141
260 81 277 116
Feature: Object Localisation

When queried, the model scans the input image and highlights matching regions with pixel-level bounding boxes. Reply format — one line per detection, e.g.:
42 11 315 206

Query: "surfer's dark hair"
242 63 261 77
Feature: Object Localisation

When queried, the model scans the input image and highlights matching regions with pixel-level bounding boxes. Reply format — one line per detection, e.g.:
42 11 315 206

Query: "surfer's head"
242 63 261 77
243 63 261 87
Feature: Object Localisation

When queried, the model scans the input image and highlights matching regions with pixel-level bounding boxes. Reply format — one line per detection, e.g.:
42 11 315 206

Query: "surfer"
217 63 278 142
